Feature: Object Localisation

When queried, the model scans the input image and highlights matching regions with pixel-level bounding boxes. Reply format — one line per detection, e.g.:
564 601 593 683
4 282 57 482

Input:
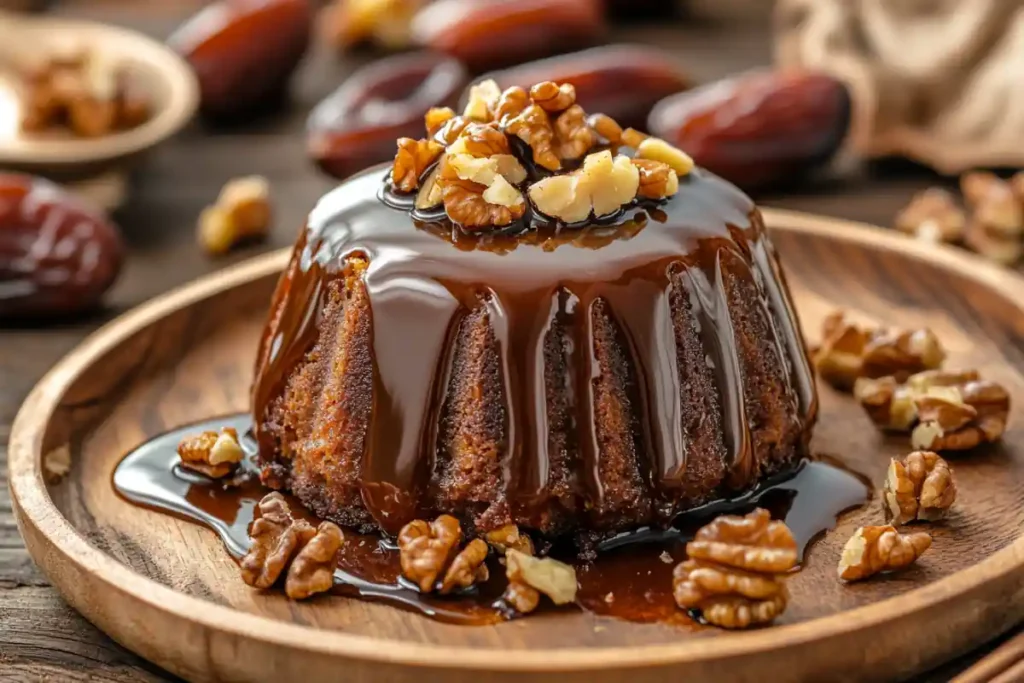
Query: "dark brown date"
412 0 606 72
308 52 467 180
169 0 313 120
473 45 690 129
648 70 852 191
0 174 123 319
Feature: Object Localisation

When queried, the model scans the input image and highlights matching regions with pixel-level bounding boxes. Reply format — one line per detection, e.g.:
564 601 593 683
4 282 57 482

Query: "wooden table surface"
1 1 1020 681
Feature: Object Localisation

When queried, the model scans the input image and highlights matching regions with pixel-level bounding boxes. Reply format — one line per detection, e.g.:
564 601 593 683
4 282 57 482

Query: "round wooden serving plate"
9 210 1024 683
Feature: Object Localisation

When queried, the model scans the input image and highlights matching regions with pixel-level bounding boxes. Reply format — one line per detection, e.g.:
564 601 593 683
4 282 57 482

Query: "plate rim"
9 208 1024 673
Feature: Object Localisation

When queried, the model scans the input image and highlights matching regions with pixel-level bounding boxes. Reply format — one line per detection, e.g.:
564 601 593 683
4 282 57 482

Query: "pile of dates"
167 0 853 190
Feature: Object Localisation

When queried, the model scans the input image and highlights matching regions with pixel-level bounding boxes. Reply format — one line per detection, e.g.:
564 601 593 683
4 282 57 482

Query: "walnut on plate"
484 524 535 555
502 549 578 615
177 427 244 478
240 492 316 589
813 311 946 391
855 369 1010 451
961 171 1024 236
285 521 344 600
894 188 966 243
838 525 931 582
964 220 1023 266
198 176 272 256
883 451 957 525
398 515 490 595
673 508 797 629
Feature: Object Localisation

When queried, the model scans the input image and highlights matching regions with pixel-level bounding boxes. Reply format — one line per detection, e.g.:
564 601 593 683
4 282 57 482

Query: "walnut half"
673 508 797 629
198 176 272 256
883 451 957 525
398 515 490 594
838 525 931 582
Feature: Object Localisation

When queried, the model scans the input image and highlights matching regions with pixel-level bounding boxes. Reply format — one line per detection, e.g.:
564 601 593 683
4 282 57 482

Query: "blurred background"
1 0 1022 680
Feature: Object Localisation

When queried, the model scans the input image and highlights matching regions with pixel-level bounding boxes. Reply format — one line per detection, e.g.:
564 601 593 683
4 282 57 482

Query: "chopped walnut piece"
813 311 946 391
323 0 422 49
424 107 456 138
398 515 490 594
505 549 577 606
530 81 576 113
673 509 796 629
439 539 490 594
415 162 444 211
838 525 931 582
448 122 511 158
198 176 272 256
392 138 444 193
177 427 244 478
447 151 526 186
493 86 530 125
686 508 798 573
441 175 525 230
883 451 957 525
529 150 640 223
673 560 787 629
503 579 542 614
632 158 680 199
285 522 343 600
589 113 623 144
553 104 596 162
505 104 560 171
894 188 966 243
636 137 694 177
240 493 316 589
397 515 462 593
463 79 501 122
435 115 470 146
1012 172 1024 203
484 524 535 555
853 376 918 431
961 171 1024 236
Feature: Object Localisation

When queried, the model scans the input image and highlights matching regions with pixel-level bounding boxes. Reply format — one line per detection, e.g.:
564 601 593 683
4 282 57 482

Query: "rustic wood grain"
2 1 1022 682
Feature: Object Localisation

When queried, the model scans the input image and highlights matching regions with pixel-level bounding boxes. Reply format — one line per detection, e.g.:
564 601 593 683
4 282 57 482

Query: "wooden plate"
0 10 198 178
9 210 1024 683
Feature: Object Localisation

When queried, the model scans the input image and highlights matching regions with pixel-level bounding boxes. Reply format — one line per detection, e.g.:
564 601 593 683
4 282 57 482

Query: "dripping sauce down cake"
251 79 818 545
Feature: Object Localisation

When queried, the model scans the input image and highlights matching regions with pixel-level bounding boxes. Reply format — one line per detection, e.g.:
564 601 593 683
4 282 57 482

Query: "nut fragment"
961 172 1024 237
398 515 490 594
425 106 456 137
323 0 423 50
528 150 639 223
505 104 560 170
838 525 931 582
484 524 535 555
531 81 576 113
177 427 244 478
635 137 694 177
813 311 945 391
442 176 525 230
894 188 966 243
240 493 316 589
503 579 542 614
552 104 597 162
198 176 272 256
505 549 577 605
632 159 679 199
285 521 344 599
883 451 957 525
439 539 490 594
392 138 445 192
673 509 797 629
463 79 502 122
964 220 1023 266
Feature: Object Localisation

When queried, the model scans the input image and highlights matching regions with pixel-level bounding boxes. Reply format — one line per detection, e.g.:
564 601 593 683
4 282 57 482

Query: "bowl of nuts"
0 10 198 177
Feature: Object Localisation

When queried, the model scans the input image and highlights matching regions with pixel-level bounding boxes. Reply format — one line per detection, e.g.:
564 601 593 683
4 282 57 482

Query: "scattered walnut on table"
838 525 931 582
883 451 957 525
240 492 316 589
673 508 797 629
964 220 1024 266
502 549 578 615
285 521 344 600
177 427 244 478
198 176 272 256
894 188 966 243
392 137 445 192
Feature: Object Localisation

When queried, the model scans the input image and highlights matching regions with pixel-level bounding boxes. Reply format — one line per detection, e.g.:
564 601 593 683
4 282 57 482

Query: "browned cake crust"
252 177 816 544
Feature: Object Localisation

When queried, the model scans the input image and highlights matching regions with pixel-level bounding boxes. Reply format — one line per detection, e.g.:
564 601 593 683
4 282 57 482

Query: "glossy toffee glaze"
113 416 869 626
250 164 818 535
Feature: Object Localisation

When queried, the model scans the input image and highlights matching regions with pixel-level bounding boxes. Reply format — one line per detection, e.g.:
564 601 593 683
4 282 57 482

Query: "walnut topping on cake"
387 78 692 231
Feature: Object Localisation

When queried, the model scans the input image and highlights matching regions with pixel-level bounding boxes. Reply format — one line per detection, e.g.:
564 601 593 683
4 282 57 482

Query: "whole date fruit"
0 174 123 319
474 45 690 129
308 51 467 179
169 0 313 120
411 0 606 72
648 70 852 191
